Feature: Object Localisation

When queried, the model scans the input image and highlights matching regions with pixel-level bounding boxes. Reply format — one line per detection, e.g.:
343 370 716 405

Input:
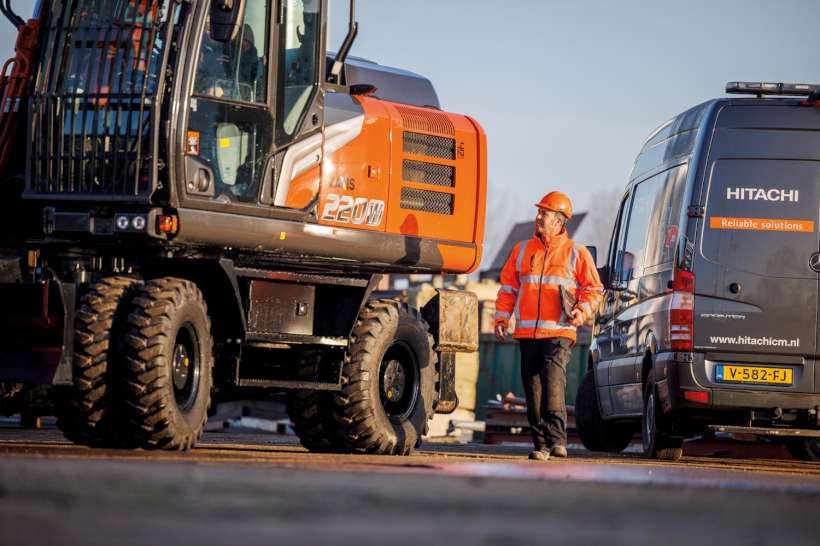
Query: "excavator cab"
18 0 326 211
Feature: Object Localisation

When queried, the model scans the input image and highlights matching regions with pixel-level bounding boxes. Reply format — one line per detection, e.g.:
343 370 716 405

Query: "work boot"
528 449 550 461
550 445 568 458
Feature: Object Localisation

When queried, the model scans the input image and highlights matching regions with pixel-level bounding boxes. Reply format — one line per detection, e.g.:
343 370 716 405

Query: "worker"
494 191 603 461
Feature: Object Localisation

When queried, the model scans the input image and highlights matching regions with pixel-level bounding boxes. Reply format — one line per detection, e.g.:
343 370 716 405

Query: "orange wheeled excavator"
0 0 486 455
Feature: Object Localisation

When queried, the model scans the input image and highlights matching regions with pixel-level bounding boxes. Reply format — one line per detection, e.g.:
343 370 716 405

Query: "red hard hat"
535 191 573 220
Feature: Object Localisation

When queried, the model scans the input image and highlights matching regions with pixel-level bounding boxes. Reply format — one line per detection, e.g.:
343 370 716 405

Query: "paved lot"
1 424 819 546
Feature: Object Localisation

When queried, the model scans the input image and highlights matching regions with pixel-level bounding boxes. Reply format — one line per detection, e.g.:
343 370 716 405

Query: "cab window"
193 3 269 103
187 0 274 204
276 0 321 143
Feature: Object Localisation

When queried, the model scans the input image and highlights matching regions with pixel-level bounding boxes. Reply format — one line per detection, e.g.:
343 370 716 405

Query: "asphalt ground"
1 424 819 546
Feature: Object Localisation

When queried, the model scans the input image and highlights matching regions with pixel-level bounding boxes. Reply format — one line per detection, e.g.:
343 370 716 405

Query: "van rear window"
702 159 820 278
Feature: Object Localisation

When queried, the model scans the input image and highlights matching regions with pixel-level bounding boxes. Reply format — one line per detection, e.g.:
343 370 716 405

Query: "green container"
474 334 590 422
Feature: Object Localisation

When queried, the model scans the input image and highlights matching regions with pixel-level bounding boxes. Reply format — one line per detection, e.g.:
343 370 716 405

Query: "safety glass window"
193 2 270 103
608 195 630 278
617 175 665 281
644 165 688 268
276 0 320 142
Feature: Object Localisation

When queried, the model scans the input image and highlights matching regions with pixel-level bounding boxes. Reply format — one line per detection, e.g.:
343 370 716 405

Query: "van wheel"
332 300 436 455
785 438 820 461
56 277 141 447
575 370 634 452
642 370 683 461
287 351 348 453
123 278 213 451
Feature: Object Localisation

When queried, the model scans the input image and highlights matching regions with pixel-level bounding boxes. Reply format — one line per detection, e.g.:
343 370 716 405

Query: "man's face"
535 207 563 238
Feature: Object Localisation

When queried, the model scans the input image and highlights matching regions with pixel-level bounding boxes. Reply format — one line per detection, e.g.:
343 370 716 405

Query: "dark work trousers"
519 337 573 450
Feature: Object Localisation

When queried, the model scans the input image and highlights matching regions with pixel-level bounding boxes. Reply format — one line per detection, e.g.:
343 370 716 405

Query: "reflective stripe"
580 286 604 293
499 285 518 294
515 240 528 272
568 244 579 278
495 311 511 320
517 319 577 330
520 275 577 289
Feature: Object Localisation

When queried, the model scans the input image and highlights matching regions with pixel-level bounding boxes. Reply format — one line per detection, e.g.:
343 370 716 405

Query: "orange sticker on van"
709 217 815 233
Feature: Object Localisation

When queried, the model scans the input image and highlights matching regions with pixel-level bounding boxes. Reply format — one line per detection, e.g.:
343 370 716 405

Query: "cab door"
183 0 325 212
184 0 275 207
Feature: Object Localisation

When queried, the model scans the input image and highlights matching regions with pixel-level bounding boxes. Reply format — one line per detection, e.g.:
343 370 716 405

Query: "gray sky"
2 0 817 265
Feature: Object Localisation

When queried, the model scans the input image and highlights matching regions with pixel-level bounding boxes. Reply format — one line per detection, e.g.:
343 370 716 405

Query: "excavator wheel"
333 299 436 455
55 276 142 447
287 350 348 453
122 278 213 451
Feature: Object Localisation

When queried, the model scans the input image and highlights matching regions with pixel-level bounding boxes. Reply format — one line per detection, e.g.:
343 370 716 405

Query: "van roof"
629 97 815 185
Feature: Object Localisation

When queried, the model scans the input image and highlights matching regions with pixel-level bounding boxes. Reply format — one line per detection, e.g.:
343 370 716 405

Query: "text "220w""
322 194 385 227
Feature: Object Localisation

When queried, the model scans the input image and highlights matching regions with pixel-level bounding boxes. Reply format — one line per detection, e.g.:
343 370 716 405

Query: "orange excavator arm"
0 7 39 175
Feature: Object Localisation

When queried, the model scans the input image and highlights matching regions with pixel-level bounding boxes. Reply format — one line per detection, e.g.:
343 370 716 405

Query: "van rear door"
696 105 820 366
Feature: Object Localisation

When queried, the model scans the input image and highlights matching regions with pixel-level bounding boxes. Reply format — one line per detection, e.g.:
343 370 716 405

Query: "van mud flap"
0 280 74 385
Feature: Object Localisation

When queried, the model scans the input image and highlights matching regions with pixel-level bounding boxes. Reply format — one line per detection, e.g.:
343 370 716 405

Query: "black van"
577 82 820 461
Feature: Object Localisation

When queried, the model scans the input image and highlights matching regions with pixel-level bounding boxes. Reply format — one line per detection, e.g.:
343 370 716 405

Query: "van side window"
645 165 688 267
608 195 630 282
618 175 664 280
615 165 688 280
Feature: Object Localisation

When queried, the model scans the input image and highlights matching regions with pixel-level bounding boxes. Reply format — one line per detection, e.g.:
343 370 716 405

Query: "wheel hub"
381 359 406 402
172 344 191 391
378 343 420 421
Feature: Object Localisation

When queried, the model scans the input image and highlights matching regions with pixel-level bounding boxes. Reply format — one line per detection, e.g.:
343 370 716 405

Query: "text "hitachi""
726 187 799 202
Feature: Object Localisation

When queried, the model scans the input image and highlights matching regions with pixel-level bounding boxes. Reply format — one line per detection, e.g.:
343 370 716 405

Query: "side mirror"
210 0 246 43
585 245 598 266
597 265 610 287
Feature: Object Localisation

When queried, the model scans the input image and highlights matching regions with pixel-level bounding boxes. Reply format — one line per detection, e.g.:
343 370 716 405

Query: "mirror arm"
328 0 357 84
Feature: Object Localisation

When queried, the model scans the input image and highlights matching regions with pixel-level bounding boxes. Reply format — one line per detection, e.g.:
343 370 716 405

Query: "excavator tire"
56 276 142 447
333 299 436 455
122 278 213 451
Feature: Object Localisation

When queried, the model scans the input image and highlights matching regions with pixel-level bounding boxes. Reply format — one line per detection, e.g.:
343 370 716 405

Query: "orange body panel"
285 165 321 209
315 95 488 273
316 97 392 231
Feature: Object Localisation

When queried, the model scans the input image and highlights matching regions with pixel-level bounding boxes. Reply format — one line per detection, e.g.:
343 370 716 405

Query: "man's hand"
570 308 585 327
494 322 508 342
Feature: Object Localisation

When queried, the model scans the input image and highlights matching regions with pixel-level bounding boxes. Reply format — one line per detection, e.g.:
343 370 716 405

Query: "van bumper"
656 352 820 413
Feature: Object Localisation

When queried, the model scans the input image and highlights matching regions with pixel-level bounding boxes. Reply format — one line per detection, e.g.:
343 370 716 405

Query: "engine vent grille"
401 187 454 215
403 160 455 187
396 105 455 136
403 131 455 160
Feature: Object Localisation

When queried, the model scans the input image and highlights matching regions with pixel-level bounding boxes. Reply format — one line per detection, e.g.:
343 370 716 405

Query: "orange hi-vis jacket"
494 230 603 344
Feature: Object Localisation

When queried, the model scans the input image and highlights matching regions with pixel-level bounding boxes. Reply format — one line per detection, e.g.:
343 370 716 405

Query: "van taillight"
669 269 695 351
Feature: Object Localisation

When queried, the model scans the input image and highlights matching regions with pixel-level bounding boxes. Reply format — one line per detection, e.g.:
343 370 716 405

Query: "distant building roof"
482 212 587 279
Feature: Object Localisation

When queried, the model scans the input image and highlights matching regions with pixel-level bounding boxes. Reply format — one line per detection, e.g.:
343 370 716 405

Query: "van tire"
287 351 348 453
56 277 142 447
642 370 683 461
122 278 213 451
575 370 634 453
785 438 820 461
332 300 436 455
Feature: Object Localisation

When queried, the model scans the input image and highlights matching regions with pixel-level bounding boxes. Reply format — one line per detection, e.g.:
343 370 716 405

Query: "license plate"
715 364 793 385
